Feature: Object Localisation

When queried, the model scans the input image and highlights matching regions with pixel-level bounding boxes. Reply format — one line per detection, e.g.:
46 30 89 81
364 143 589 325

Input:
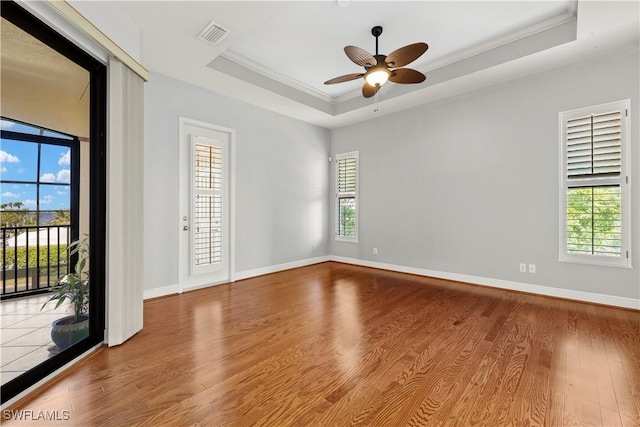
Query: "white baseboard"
143 256 331 300
143 283 179 300
142 256 638 310
234 256 330 282
330 256 640 310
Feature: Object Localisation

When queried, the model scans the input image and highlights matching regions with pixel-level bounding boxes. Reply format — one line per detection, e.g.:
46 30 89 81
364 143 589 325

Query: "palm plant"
42 234 89 322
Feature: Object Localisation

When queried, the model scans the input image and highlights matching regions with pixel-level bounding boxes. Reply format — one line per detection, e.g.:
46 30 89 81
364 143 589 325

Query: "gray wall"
144 72 330 291
330 47 639 300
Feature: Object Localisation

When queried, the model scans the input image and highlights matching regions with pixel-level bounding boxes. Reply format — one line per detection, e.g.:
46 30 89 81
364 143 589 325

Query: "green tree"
339 198 356 237
1 202 36 227
567 186 621 256
48 209 71 225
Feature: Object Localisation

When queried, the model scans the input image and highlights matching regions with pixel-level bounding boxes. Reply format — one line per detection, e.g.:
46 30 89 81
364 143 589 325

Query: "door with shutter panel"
179 119 232 290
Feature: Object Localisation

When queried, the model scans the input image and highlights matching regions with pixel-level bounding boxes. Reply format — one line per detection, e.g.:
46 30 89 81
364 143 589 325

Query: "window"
335 151 358 242
1 118 76 229
559 100 631 267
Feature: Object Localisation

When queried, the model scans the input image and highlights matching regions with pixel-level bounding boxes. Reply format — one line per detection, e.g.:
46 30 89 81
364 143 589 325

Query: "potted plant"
42 234 90 350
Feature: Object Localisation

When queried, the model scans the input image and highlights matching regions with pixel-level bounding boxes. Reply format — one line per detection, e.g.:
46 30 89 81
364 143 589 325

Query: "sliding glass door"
1 1 106 403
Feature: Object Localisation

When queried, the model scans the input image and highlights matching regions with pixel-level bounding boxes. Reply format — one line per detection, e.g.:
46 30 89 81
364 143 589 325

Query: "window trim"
558 99 632 268
335 151 359 243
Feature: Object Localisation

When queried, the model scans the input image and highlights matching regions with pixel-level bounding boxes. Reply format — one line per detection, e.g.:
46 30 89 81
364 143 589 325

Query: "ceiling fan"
324 26 428 98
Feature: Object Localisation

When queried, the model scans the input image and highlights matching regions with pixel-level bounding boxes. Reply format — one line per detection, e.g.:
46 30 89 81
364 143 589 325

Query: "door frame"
1 1 107 404
178 117 236 292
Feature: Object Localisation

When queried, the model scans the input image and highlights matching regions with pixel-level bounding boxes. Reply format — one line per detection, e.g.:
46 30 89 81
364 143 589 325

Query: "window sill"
335 237 359 244
558 257 632 269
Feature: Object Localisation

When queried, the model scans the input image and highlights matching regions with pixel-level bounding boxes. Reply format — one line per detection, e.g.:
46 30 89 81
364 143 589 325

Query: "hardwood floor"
4 262 640 426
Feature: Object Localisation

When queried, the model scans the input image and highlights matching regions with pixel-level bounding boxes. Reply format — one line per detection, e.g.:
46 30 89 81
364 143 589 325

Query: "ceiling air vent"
197 21 229 46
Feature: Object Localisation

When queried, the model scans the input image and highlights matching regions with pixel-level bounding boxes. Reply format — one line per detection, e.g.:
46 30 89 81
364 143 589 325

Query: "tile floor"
1 294 71 385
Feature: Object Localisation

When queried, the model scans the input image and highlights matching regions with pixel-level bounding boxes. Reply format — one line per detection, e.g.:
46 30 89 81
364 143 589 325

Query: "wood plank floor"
4 262 640 426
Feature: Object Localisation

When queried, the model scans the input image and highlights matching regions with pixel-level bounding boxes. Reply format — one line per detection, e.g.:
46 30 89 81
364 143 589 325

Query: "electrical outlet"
528 264 536 273
519 263 527 273
373 248 378 255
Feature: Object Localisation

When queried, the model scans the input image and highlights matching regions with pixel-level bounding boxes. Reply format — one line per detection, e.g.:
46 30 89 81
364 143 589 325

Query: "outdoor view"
566 186 622 256
1 118 82 386
338 197 356 237
1 119 73 296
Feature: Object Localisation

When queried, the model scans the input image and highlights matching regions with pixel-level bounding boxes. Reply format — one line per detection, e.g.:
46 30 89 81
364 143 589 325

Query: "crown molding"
220 50 334 103
214 1 577 109
333 1 577 104
421 2 577 75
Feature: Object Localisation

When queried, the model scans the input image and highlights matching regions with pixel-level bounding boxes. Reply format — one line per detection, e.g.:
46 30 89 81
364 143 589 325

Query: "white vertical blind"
107 57 144 346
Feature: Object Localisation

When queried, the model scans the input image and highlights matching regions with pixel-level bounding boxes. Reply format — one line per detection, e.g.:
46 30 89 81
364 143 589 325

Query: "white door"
179 118 233 291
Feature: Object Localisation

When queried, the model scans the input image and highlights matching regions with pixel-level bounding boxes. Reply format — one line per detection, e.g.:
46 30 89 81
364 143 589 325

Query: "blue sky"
1 121 72 211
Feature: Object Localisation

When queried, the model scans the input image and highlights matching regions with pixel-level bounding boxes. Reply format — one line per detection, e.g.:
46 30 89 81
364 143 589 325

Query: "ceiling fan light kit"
365 67 390 87
325 25 428 98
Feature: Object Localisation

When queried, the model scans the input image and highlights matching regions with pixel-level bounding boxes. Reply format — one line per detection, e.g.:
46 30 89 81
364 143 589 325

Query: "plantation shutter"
561 101 629 265
566 111 621 179
337 156 357 193
193 142 223 267
336 152 358 240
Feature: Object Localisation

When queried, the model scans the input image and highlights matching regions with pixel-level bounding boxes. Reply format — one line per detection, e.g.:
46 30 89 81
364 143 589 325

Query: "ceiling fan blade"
344 45 377 67
389 68 426 84
385 42 428 68
362 83 380 98
324 73 364 85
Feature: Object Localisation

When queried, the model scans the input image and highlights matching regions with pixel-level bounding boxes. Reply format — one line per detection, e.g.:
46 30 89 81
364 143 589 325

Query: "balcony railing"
1 225 71 299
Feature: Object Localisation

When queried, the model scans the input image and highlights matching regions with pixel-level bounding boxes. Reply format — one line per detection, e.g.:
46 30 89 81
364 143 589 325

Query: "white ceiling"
115 1 639 129
1 17 89 97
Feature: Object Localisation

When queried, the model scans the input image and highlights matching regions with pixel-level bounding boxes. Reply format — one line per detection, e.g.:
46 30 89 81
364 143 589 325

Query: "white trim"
234 256 330 282
143 284 180 300
229 127 237 284
46 1 148 81
15 0 108 64
178 117 236 293
183 279 232 293
139 254 640 311
334 151 359 243
558 99 632 268
0 343 104 410
329 256 640 310
221 51 333 104
144 256 329 299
